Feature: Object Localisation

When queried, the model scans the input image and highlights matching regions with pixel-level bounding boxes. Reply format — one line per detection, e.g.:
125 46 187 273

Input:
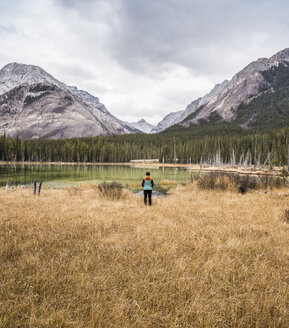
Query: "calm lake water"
0 164 193 192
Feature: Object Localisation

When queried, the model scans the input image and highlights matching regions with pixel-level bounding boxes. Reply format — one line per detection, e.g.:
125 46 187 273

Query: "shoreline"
0 160 286 176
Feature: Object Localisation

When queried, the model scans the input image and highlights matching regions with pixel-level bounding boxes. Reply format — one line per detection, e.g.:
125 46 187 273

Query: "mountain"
125 119 155 134
158 48 289 133
0 62 67 95
68 85 142 134
179 48 289 130
68 86 108 113
151 110 184 133
180 80 229 121
0 63 140 139
152 80 229 133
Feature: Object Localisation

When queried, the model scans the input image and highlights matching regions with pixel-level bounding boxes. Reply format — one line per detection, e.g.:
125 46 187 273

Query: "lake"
0 164 194 192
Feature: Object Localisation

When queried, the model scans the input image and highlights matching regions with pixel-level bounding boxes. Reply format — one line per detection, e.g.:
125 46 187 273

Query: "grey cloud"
0 24 17 35
51 0 289 79
55 0 115 19
1 0 289 124
105 0 289 76
57 0 93 7
49 62 97 81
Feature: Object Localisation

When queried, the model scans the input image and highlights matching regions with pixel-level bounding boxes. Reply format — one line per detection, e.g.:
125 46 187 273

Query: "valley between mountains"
1 48 289 139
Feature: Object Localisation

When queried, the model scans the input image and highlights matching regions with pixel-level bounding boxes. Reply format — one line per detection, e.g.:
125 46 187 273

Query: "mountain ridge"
156 48 289 133
0 62 146 138
0 62 67 95
2 48 289 139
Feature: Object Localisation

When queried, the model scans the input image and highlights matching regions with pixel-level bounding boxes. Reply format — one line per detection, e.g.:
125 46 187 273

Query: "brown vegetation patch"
197 172 287 193
97 182 124 200
0 184 288 327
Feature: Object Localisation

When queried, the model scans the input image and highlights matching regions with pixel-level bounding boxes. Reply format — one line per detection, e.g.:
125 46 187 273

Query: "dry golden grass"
160 179 177 186
0 184 288 327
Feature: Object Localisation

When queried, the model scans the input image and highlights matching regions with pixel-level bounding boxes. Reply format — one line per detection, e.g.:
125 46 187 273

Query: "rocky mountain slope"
157 48 289 132
152 80 229 133
68 86 108 114
0 63 141 139
67 85 144 134
151 111 183 133
0 63 67 95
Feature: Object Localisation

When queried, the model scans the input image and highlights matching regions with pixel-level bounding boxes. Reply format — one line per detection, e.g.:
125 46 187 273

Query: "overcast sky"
1 0 289 124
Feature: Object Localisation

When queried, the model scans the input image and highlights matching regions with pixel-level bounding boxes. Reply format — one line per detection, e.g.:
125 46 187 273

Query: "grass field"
0 184 288 327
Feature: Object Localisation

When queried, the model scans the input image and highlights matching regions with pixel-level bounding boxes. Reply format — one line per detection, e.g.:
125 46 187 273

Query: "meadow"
0 182 288 327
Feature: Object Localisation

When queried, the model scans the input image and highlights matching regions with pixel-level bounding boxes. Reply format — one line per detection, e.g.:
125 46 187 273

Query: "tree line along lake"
0 164 193 193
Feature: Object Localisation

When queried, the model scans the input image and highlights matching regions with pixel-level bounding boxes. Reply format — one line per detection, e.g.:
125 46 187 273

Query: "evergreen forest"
0 127 289 166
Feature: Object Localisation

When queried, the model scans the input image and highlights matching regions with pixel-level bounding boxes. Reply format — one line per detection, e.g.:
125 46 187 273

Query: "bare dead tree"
287 141 289 171
263 152 271 167
5 180 10 190
38 181 42 195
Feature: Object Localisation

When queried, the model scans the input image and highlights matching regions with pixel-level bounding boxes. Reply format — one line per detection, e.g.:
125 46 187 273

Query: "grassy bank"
0 184 288 327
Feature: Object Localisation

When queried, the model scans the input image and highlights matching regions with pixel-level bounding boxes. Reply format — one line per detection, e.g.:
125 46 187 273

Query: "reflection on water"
0 164 194 192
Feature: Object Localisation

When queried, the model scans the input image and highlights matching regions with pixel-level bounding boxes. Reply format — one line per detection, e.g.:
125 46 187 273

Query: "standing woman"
142 171 154 206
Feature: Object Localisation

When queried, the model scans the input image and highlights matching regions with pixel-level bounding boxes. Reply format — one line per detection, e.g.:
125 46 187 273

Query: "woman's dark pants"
144 190 152 205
